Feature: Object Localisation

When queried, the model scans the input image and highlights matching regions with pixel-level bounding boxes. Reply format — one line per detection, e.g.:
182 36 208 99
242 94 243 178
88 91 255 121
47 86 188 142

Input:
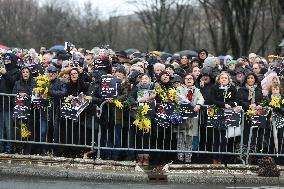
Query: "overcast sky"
73 0 136 17
39 0 137 18
81 0 137 17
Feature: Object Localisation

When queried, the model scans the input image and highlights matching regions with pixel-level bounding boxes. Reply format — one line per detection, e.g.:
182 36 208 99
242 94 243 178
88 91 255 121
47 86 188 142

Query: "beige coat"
174 85 204 136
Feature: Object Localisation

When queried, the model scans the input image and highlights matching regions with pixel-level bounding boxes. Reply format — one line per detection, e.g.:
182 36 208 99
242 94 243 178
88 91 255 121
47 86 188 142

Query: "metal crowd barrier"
0 93 282 164
245 111 284 164
95 102 246 163
0 93 96 155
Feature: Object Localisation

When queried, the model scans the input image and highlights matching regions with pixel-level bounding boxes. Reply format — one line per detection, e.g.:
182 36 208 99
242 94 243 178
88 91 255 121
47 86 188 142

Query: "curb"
0 153 283 185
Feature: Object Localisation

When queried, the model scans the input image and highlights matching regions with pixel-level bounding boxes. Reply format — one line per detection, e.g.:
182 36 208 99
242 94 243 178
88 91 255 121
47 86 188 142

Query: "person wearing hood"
232 66 246 91
195 67 215 162
197 67 215 105
12 67 35 154
154 71 173 103
0 53 20 153
171 74 183 89
197 49 208 64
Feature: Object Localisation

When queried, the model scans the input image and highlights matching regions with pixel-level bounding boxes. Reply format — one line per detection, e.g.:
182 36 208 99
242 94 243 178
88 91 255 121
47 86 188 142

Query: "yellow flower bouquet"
34 74 50 99
133 104 151 133
113 99 123 109
155 86 177 103
207 105 220 117
269 96 281 109
21 123 31 139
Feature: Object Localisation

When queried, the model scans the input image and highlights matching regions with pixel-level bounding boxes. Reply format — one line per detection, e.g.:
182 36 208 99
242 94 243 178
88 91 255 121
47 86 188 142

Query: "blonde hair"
216 71 232 84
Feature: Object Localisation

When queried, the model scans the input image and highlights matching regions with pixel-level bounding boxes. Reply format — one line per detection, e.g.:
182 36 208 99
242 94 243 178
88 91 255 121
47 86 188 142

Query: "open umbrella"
0 44 9 50
177 50 198 57
49 45 65 51
124 48 140 55
160 52 172 61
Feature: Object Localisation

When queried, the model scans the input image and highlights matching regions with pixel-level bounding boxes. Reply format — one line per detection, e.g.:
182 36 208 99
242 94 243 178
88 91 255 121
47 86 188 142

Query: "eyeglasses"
185 77 193 80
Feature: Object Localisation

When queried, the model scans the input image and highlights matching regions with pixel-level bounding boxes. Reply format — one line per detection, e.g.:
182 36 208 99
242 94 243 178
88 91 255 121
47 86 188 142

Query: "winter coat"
129 82 155 105
0 63 21 111
86 81 103 114
175 85 204 136
12 73 35 96
66 80 89 97
199 82 214 105
237 85 263 111
111 80 131 125
211 84 238 108
154 81 173 103
48 78 67 110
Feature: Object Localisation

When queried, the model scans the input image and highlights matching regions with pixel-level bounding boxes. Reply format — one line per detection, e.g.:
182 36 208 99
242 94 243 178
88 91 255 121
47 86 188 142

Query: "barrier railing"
0 93 282 164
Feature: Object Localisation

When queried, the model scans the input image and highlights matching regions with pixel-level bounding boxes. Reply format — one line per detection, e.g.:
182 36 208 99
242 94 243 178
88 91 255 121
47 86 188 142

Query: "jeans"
0 111 14 152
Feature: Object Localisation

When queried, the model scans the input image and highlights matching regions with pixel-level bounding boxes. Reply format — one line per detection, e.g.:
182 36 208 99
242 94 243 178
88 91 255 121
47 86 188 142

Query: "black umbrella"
178 50 198 57
160 52 172 61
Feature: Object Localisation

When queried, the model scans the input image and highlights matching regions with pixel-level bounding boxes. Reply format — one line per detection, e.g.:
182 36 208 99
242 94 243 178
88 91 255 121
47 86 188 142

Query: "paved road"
0 176 283 189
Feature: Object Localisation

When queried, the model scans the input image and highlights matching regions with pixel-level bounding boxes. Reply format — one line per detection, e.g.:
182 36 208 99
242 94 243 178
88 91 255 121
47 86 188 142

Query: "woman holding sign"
211 72 239 164
64 68 90 157
129 74 156 166
175 73 204 163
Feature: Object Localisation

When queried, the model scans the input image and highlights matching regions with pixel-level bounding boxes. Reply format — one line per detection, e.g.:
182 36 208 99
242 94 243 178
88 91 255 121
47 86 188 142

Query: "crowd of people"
0 45 283 165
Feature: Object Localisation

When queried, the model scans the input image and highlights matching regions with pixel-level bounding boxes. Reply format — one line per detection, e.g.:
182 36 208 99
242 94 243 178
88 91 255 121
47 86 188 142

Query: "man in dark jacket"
46 66 67 155
0 53 20 153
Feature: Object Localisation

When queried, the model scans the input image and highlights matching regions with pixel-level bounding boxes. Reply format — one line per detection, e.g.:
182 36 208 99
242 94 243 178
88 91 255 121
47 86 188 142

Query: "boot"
137 154 143 166
143 154 149 166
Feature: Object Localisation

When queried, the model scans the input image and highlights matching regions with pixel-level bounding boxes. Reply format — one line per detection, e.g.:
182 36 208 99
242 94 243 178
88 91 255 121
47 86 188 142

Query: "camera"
145 53 158 67
64 42 75 53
